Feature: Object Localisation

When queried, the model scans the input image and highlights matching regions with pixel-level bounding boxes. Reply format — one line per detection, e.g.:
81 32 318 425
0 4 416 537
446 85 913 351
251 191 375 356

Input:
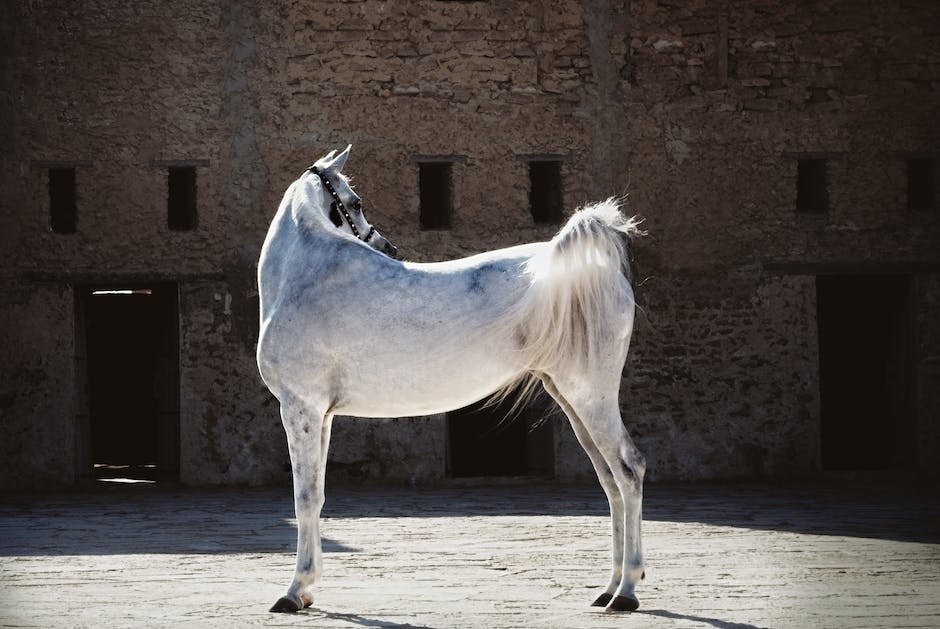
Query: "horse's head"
304 145 398 259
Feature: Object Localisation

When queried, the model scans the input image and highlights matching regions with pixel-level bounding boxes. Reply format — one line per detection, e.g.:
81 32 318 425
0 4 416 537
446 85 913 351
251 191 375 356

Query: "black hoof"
591 592 613 607
269 597 301 613
608 594 640 612
642 570 646 580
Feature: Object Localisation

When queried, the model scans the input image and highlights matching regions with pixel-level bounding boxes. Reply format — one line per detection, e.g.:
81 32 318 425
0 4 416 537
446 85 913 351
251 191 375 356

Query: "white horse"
257 146 646 613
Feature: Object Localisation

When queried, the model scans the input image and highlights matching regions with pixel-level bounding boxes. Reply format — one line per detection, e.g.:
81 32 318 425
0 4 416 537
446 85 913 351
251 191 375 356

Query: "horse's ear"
330 144 352 173
313 149 337 170
313 145 351 174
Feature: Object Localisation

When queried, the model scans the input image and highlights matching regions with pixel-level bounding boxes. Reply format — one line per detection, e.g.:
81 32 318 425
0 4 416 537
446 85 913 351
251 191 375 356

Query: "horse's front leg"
270 400 334 613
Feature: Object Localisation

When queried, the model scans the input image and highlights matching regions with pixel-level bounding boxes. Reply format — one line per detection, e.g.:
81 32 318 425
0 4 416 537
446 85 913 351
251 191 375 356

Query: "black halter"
308 166 375 243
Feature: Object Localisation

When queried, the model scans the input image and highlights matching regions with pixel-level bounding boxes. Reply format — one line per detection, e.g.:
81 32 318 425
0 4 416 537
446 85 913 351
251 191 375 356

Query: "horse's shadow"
300 606 760 629
638 608 766 629
306 607 761 629
302 609 435 629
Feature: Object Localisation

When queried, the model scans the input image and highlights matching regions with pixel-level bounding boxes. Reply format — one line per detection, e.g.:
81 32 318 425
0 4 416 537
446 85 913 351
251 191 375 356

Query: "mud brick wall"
1 0 938 488
620 0 939 478
0 283 76 486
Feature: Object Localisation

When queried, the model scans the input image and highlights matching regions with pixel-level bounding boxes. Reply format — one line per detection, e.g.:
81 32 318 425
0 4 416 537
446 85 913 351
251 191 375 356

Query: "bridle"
308 166 376 243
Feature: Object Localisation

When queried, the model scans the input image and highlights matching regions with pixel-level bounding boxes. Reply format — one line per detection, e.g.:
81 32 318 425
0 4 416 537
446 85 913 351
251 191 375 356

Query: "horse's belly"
335 352 521 418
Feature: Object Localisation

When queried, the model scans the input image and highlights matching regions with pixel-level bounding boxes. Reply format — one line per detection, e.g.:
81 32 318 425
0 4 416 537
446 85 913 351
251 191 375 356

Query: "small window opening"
167 166 197 230
528 161 563 224
907 158 935 210
49 167 76 234
419 162 453 230
797 159 828 213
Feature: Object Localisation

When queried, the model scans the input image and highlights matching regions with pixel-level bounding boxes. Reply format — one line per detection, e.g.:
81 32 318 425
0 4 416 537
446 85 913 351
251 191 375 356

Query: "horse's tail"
496 198 643 406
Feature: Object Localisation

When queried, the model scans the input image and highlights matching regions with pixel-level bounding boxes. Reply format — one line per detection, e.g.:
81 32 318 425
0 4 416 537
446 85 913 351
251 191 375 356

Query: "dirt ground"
1 481 938 628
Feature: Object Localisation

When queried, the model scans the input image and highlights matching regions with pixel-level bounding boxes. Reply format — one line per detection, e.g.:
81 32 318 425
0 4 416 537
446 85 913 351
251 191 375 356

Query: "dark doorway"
816 275 914 471
447 391 554 478
77 284 180 483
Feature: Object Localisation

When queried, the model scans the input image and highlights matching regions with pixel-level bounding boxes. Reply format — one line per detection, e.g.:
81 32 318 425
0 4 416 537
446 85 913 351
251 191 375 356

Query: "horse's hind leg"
270 397 334 613
541 376 625 606
541 375 645 612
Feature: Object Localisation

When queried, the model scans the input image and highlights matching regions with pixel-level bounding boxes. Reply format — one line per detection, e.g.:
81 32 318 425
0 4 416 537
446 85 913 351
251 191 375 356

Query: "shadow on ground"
642 482 940 545
638 608 768 629
1 481 937 557
0 486 350 556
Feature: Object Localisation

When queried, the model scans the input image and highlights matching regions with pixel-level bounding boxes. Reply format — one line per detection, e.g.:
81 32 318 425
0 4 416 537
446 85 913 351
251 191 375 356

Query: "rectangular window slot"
907 157 935 210
796 159 828 213
418 162 453 230
167 166 197 230
49 167 76 234
528 160 563 224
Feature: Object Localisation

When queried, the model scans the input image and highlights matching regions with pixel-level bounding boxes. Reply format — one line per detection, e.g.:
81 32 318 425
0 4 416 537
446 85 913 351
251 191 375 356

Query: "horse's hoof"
591 592 613 607
608 594 640 612
641 570 646 580
269 597 301 613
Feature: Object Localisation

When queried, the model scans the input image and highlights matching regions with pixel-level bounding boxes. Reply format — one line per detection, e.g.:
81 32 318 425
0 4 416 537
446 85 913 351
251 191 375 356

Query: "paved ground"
1 481 938 629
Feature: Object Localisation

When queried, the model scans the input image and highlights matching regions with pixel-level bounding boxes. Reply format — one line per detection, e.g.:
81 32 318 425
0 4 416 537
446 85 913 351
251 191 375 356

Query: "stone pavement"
0 481 938 629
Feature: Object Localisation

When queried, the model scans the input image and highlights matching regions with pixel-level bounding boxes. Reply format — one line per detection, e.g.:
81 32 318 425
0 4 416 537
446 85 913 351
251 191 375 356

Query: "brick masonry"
0 1 938 488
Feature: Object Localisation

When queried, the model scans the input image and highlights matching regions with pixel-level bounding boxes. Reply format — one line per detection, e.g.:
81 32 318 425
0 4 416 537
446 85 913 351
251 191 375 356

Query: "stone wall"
1 0 937 488
620 0 939 479
0 283 76 487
